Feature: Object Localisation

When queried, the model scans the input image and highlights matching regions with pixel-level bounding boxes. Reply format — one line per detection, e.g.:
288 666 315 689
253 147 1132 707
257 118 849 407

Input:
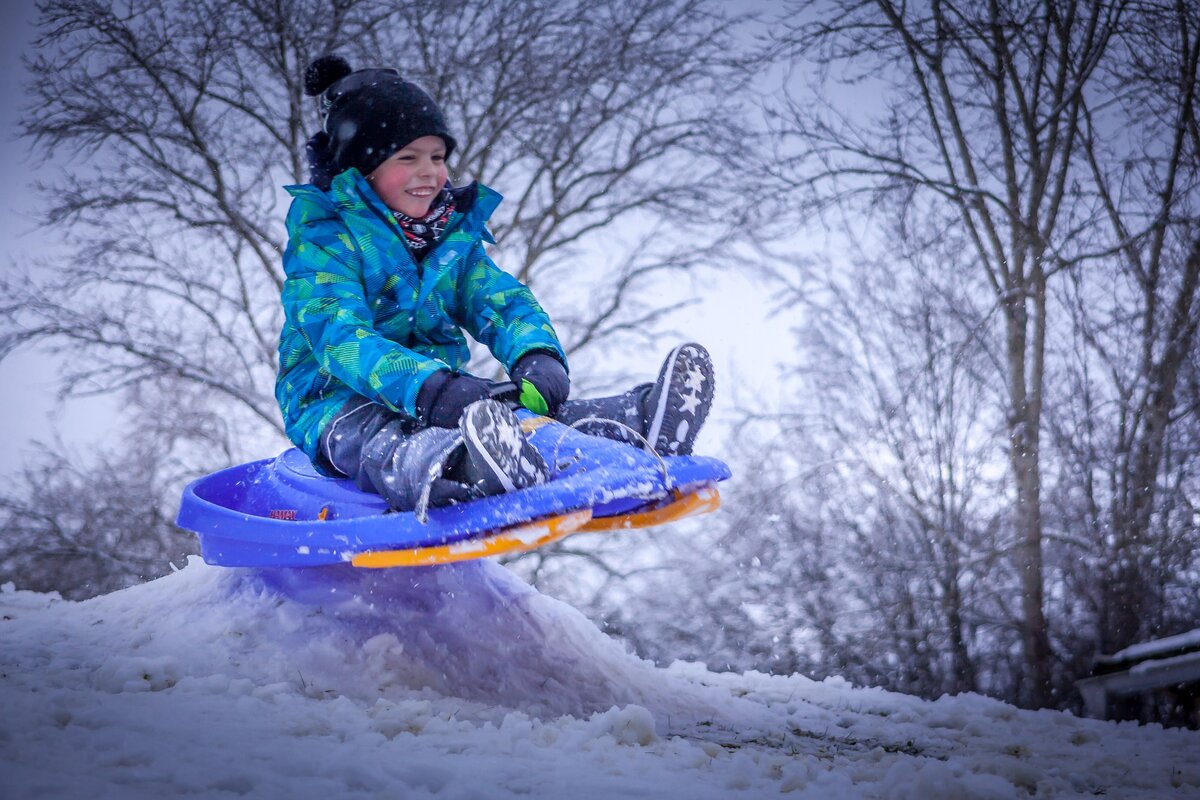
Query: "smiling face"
365 135 449 217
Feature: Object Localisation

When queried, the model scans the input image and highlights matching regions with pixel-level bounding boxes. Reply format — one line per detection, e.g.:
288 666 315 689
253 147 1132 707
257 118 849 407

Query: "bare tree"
726 228 1016 699
0 410 196 599
0 0 762 594
367 0 761 363
775 0 1125 707
1050 0 1200 658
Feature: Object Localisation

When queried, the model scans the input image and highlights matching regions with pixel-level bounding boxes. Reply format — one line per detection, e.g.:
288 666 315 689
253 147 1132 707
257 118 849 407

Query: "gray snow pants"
318 385 652 513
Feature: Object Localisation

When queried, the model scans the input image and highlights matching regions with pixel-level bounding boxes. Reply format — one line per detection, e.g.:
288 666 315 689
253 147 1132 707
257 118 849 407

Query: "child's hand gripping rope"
509 352 570 416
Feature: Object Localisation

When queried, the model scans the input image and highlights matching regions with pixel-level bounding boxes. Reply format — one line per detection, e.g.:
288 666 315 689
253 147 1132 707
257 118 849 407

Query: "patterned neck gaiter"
392 188 455 259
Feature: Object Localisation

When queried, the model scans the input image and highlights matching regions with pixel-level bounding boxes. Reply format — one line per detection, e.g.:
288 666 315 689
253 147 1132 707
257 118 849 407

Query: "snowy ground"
2 558 1197 799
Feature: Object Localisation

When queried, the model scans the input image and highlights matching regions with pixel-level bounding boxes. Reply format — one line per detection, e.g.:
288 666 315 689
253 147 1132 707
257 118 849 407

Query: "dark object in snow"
177 401 729 569
1077 629 1200 729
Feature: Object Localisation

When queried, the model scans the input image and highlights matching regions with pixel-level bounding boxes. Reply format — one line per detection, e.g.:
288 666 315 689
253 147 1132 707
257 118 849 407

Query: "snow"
1109 628 1200 663
2 559 1198 799
1129 650 1200 677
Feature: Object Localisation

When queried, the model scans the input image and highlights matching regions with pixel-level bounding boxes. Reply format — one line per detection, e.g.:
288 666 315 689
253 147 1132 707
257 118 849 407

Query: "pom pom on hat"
304 54 352 96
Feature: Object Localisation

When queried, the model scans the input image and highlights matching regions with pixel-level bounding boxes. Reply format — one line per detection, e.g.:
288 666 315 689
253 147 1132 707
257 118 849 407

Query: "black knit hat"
303 55 457 187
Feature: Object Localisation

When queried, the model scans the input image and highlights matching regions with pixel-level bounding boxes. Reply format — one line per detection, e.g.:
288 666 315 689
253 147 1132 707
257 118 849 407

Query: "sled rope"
553 417 671 488
414 433 466 525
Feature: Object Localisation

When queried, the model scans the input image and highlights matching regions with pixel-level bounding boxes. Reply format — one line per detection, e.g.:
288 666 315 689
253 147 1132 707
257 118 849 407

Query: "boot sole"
645 343 714 456
461 400 547 494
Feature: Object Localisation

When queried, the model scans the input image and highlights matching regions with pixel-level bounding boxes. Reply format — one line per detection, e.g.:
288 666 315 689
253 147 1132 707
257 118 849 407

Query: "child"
276 56 714 512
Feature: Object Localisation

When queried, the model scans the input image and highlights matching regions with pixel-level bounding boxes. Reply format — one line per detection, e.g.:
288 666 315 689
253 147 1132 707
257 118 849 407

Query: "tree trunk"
1103 237 1200 654
943 554 977 695
1006 266 1052 707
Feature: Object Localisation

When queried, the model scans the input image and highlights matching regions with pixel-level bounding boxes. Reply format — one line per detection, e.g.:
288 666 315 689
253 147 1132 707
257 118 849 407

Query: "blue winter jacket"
276 169 566 469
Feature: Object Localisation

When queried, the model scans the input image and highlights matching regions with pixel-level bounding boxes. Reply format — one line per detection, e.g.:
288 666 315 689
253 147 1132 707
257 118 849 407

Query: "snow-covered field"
2 558 1197 799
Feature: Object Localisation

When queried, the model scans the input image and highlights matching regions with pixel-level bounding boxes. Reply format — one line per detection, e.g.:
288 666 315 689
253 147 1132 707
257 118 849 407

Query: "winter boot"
642 342 714 456
554 342 715 456
320 400 473 511
459 399 550 496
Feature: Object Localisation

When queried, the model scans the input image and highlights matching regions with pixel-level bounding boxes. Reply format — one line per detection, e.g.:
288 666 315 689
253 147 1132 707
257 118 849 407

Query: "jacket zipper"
353 184 471 350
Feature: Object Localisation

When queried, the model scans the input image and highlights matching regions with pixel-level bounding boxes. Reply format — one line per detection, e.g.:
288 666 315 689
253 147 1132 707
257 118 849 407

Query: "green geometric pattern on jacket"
275 169 567 469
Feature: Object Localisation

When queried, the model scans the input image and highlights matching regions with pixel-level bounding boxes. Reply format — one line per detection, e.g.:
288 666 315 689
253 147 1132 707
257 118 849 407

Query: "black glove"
416 372 491 428
510 351 570 417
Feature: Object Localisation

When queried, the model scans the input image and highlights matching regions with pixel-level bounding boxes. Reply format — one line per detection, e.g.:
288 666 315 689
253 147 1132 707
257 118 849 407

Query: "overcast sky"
0 0 52 471
0 0 124 473
1 0 37 234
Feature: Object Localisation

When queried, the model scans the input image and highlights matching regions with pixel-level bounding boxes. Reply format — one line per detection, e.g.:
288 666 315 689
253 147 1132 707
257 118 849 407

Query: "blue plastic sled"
177 409 731 568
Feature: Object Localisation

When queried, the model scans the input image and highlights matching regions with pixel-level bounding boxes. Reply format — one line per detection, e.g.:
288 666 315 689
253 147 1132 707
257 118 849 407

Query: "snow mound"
1 558 1197 799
